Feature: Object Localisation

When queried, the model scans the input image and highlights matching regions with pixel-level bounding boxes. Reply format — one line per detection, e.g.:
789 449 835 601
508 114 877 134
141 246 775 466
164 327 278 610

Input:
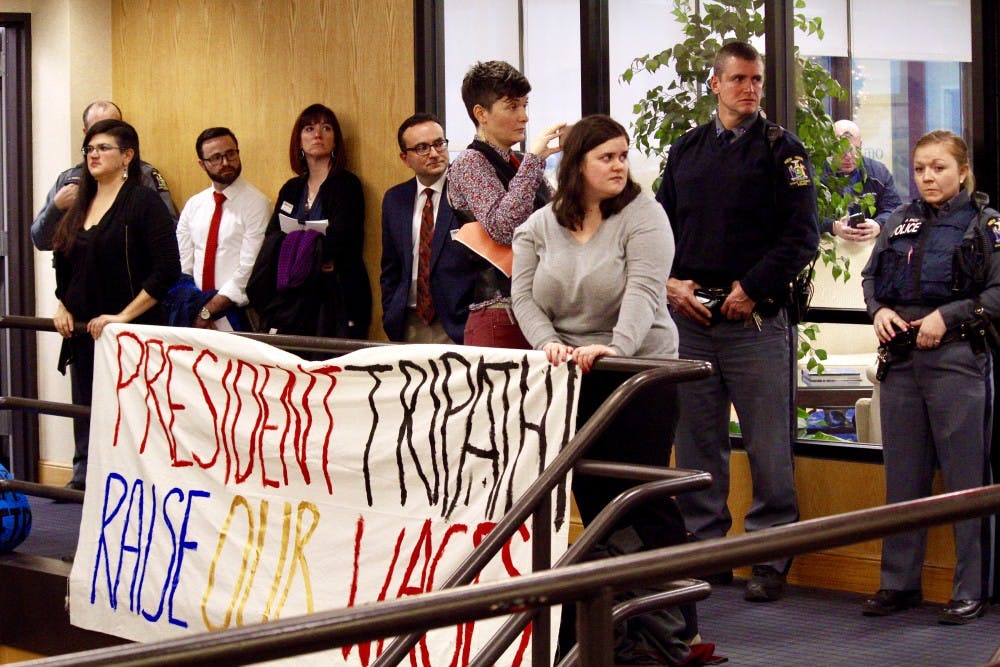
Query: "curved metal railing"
11 485 1000 667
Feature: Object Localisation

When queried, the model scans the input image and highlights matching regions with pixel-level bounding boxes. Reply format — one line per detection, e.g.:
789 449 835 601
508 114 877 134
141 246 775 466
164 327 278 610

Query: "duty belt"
876 320 988 381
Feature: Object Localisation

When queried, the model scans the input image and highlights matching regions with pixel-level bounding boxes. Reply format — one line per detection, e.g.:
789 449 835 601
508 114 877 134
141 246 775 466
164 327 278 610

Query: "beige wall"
110 0 414 312
21 0 415 477
11 0 115 476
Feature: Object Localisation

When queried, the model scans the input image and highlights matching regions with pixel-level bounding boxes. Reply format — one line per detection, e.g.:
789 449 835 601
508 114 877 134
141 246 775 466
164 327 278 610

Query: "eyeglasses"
202 149 241 167
403 139 449 157
81 144 123 156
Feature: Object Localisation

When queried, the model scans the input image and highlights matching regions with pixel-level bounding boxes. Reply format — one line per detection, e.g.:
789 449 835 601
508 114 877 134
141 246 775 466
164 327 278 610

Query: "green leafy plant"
623 0 870 373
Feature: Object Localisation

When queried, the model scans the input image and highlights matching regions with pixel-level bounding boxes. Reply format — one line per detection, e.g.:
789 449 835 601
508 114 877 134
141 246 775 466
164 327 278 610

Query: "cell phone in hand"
847 212 865 228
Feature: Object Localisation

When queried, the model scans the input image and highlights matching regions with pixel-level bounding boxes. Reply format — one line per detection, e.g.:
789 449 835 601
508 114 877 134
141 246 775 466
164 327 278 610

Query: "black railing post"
575 586 615 667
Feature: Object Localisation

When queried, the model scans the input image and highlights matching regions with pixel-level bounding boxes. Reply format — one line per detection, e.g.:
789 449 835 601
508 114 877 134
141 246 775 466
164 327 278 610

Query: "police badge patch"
988 216 1000 248
890 217 923 239
784 156 810 187
150 168 169 192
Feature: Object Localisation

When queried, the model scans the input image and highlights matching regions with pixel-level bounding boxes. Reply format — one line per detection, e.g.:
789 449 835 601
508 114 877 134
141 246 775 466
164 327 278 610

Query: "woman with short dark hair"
447 60 565 348
249 103 371 339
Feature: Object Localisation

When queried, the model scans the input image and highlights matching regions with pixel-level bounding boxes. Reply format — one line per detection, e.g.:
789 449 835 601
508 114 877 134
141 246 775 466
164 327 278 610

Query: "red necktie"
201 191 226 291
509 152 521 169
416 188 435 324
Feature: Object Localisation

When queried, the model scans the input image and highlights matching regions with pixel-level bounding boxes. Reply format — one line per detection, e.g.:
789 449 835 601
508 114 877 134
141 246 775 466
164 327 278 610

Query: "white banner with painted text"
69 324 579 665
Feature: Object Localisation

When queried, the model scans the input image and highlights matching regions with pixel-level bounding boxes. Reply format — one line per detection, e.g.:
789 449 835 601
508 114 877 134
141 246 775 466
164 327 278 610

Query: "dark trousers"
67 335 95 487
559 369 695 655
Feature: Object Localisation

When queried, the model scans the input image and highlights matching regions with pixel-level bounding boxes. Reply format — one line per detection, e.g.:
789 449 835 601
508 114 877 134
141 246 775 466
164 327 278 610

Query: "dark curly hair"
53 119 141 254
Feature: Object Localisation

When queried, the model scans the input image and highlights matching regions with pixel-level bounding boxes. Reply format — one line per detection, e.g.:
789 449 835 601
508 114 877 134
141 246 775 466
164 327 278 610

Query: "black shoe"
860 589 922 616
745 565 786 602
701 571 734 586
938 598 987 625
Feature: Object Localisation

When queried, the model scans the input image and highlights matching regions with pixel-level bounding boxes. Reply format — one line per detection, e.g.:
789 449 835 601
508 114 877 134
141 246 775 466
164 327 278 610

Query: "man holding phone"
823 119 902 242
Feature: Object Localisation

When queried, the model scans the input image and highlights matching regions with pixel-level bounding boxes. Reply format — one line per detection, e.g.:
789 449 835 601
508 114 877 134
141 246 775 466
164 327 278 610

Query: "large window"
801 0 972 200
442 0 581 167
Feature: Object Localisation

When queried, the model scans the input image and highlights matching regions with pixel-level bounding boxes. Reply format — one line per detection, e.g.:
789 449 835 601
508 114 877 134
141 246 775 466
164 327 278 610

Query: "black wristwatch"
199 307 212 321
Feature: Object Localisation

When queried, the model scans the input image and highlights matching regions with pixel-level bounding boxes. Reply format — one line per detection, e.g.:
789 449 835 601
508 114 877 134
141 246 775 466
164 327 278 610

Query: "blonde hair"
913 130 975 194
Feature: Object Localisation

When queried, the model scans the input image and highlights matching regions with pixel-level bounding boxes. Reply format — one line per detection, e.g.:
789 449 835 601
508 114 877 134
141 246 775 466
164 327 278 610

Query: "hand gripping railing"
14 485 1000 667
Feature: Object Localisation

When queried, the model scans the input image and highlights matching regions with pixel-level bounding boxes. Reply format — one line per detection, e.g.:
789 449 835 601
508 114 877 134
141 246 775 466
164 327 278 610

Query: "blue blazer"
380 178 480 343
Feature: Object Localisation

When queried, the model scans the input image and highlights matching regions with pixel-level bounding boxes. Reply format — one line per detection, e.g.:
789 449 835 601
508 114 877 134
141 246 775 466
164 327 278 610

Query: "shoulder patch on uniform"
783 155 810 187
149 168 169 192
987 216 1000 248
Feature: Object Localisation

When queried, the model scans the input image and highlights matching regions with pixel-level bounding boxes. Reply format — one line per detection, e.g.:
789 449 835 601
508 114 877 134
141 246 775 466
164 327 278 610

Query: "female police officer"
860 130 998 624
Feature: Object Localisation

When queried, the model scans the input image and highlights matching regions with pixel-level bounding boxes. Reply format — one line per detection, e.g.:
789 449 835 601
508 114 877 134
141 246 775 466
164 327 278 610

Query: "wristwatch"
199 307 212 321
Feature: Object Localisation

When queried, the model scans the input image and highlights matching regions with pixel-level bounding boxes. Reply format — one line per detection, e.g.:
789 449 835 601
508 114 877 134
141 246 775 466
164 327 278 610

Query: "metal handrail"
0 315 687 373
3 313 713 664
0 478 84 503
471 473 712 666
371 361 711 666
16 485 1000 667
555 581 711 667
0 396 89 418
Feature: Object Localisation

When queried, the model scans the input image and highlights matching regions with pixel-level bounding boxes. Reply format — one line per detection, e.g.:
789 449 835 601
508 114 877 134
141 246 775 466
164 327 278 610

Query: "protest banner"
68 324 579 665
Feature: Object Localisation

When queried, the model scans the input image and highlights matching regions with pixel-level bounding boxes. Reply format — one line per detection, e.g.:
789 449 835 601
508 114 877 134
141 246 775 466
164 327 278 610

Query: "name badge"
890 218 923 239
280 200 294 214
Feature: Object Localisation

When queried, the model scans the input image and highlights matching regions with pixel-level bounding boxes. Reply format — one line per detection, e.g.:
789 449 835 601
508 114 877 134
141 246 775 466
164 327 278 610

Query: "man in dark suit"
380 113 480 343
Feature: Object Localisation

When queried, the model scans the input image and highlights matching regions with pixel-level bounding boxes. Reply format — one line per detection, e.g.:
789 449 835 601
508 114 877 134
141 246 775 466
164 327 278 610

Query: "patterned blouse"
447 138 553 247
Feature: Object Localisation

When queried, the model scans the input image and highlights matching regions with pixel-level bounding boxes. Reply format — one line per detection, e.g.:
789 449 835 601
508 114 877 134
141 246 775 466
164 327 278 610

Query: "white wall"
7 0 113 476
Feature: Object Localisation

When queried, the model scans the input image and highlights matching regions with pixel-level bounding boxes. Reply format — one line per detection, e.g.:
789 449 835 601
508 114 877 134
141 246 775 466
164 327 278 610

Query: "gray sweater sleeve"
511 208 562 349
610 198 672 356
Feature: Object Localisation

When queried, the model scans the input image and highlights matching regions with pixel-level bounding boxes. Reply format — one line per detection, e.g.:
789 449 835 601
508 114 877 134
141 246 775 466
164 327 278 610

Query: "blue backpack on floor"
0 463 31 552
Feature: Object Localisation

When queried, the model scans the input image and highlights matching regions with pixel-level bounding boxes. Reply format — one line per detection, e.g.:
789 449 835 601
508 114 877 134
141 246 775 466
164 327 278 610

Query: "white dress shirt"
176 175 271 307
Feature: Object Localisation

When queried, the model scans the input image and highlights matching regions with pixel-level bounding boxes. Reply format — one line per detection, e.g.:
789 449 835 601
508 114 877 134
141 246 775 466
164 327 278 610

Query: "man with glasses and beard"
176 127 271 330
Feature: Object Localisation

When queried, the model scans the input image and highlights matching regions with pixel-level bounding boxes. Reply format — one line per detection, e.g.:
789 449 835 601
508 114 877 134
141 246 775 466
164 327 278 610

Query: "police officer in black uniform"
861 130 998 624
657 41 819 603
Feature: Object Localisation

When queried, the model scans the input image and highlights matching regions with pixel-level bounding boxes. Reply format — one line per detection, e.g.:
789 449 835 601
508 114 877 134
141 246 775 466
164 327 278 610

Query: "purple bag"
276 229 323 291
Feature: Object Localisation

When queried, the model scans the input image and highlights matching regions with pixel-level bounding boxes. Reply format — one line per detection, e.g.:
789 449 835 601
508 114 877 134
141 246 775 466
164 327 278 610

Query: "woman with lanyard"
861 130 998 624
249 103 371 340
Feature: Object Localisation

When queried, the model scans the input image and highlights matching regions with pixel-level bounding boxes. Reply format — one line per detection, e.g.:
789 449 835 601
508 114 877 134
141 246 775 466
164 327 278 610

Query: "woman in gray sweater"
512 115 697 661
512 119 677 367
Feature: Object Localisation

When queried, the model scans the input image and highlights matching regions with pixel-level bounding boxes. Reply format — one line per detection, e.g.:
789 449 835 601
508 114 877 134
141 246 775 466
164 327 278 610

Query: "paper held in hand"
278 213 328 235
